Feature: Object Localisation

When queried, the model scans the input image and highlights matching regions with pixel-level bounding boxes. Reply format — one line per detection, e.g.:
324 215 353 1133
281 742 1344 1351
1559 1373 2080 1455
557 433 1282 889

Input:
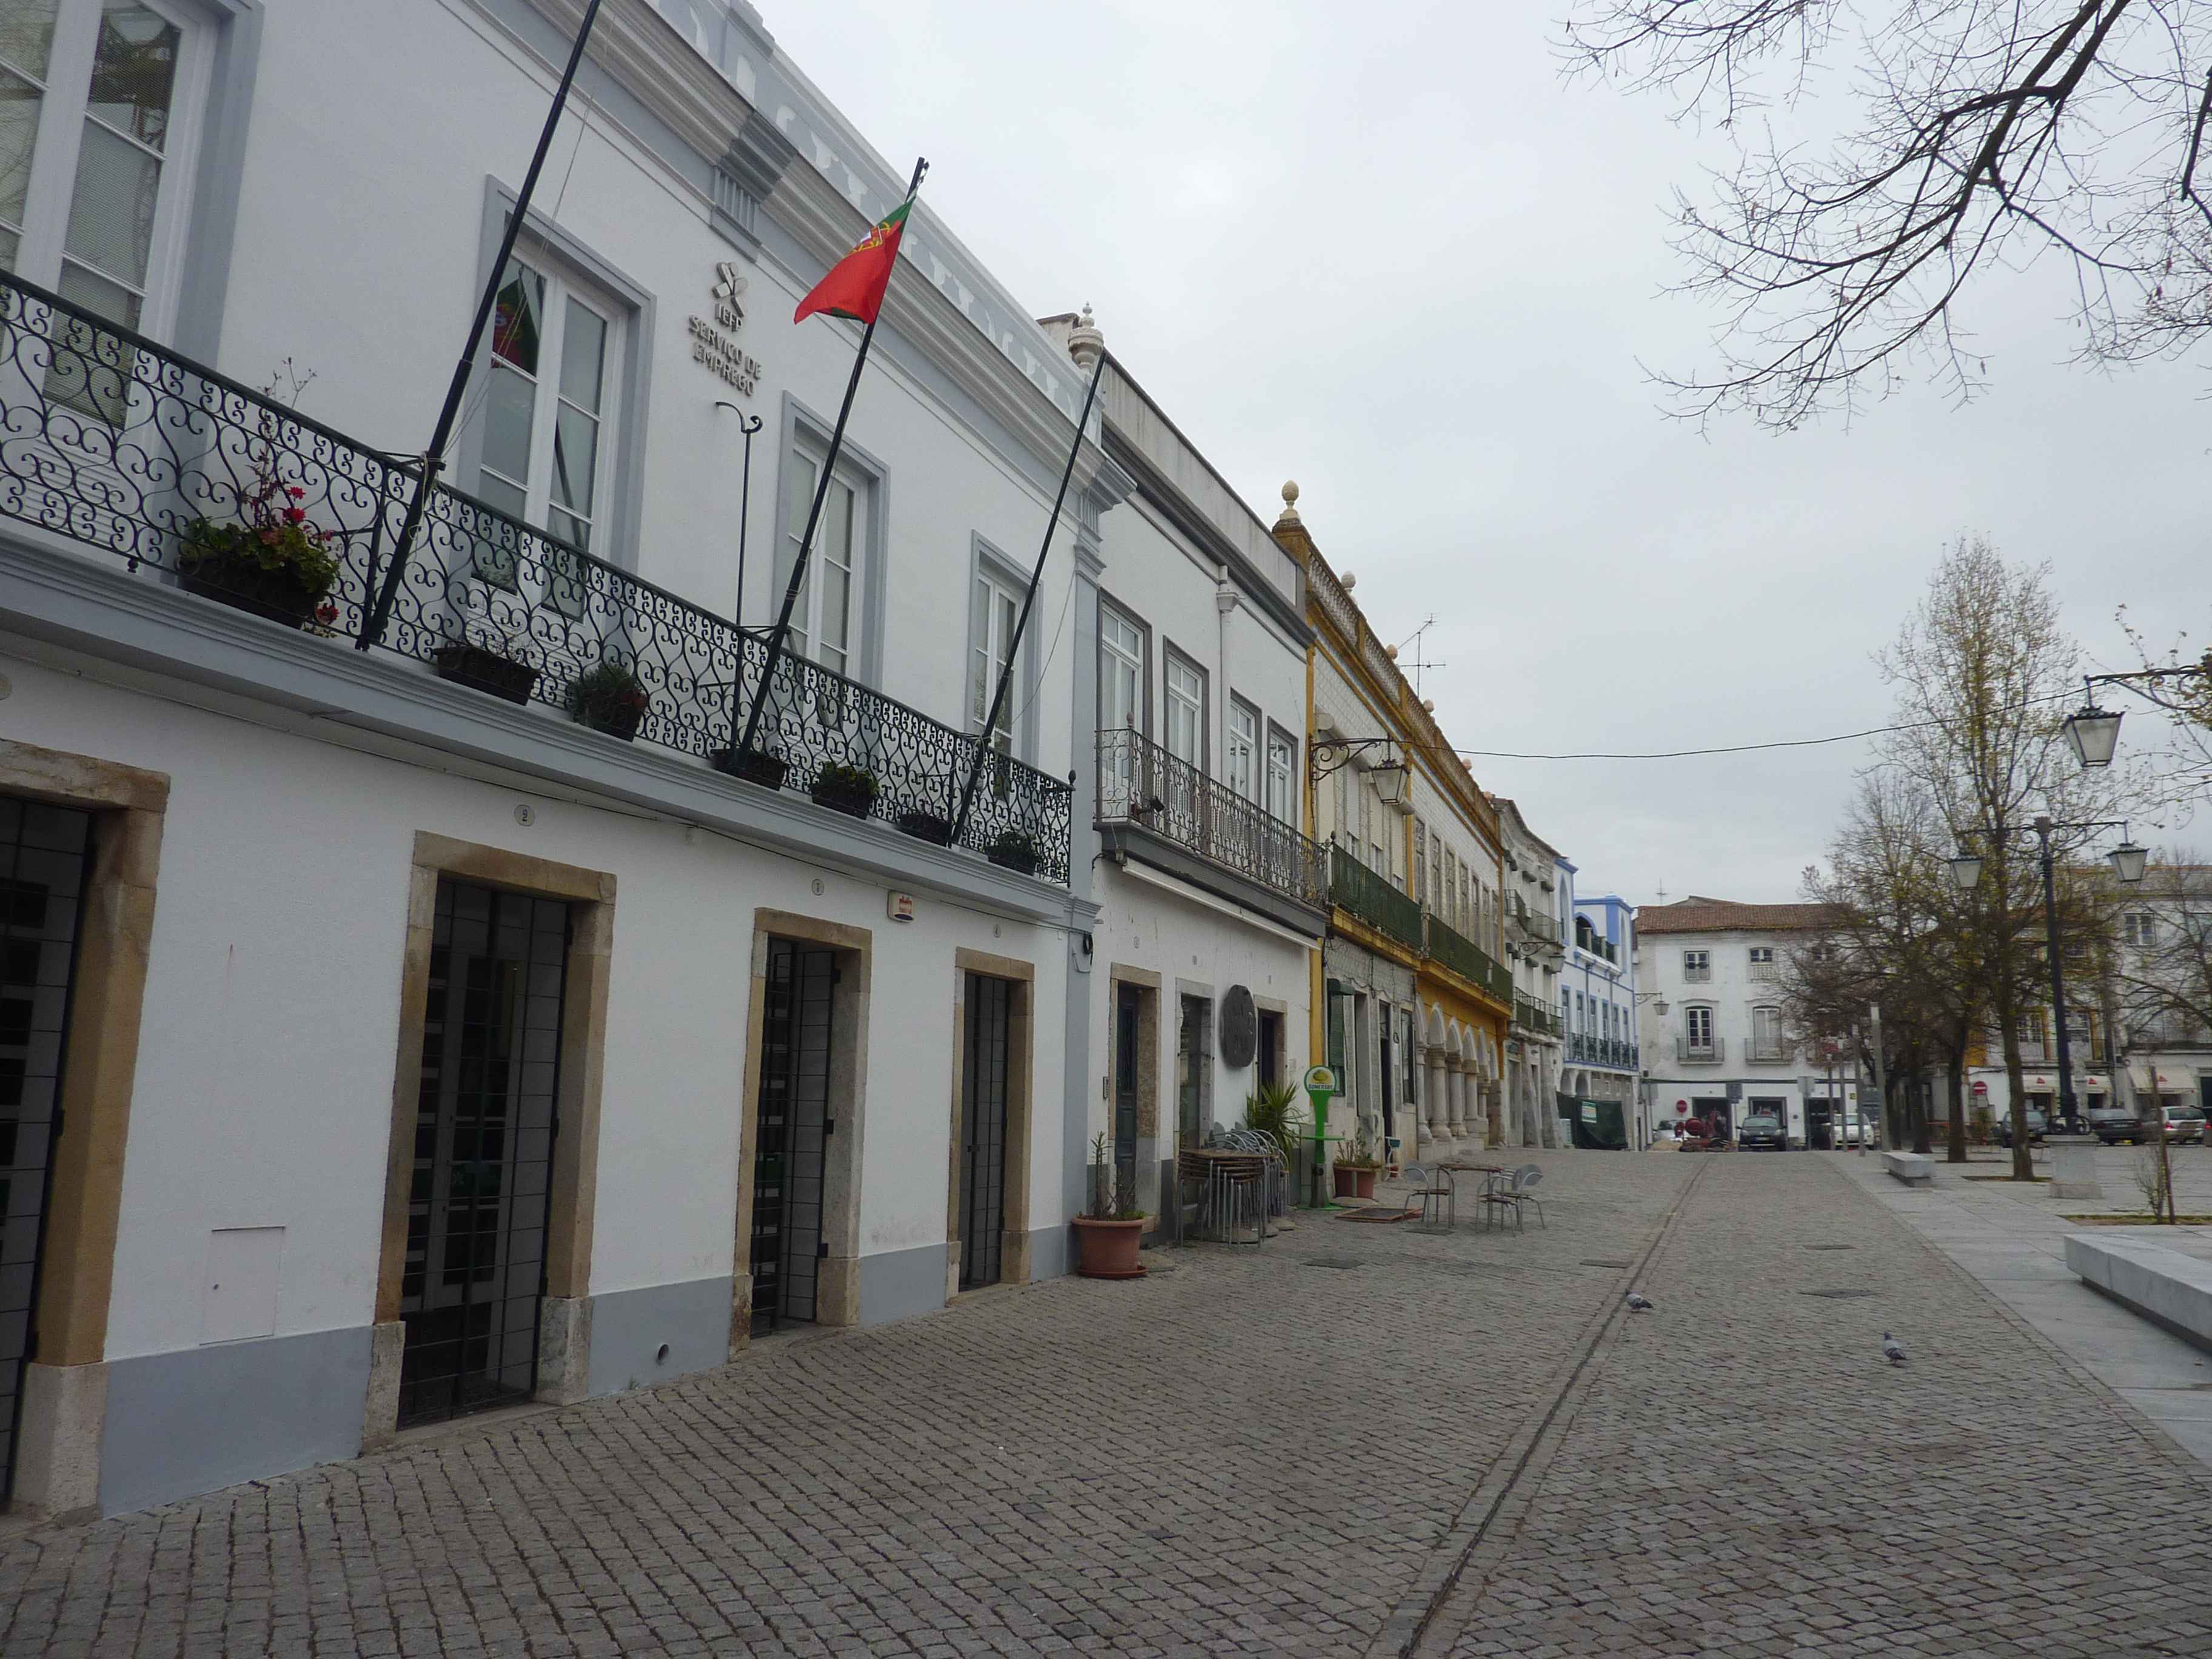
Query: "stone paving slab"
0 1153 1691 1658
1422 1153 2212 1657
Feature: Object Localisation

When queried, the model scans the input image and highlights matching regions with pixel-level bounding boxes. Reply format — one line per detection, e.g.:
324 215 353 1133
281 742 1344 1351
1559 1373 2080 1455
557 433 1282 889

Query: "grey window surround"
1227 692 1261 802
771 391 888 688
451 179 658 577
967 534 1037 765
1160 637 1208 773
1096 592 1151 740
169 0 263 365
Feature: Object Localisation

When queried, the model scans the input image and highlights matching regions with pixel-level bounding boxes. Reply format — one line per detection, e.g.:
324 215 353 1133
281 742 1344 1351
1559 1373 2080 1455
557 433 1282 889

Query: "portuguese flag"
794 193 913 324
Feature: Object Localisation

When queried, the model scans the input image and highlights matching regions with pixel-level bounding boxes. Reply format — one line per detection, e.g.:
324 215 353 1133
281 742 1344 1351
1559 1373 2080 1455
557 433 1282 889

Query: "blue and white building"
1560 877 1639 1134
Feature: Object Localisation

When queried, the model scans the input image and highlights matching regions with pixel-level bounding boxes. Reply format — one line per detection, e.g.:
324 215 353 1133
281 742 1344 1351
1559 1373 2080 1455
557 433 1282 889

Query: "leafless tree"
2109 858 2212 1042
1875 537 2133 1176
1561 2 2212 426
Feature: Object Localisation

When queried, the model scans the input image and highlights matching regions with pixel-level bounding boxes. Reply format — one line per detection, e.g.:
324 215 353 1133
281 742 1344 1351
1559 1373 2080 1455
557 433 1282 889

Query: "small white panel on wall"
202 1226 284 1344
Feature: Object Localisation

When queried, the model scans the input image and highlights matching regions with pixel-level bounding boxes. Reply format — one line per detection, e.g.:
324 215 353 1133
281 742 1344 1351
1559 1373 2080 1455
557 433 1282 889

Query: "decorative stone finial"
1422 698 1435 712
1341 570 1356 590
1067 302 1104 369
1274 479 1301 529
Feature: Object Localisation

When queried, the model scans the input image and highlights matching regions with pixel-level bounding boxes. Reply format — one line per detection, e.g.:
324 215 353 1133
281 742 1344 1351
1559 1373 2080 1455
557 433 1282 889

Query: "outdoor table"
1177 1148 1276 1244
1440 1162 1509 1228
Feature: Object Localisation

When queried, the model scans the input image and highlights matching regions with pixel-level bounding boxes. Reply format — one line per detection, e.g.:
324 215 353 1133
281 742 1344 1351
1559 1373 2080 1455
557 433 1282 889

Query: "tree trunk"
1945 1045 1968 1163
2001 1019 2032 1181
1911 1072 1932 1155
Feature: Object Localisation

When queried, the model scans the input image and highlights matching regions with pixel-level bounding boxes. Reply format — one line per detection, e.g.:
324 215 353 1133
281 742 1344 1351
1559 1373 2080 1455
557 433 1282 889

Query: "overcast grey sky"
766 0 2208 905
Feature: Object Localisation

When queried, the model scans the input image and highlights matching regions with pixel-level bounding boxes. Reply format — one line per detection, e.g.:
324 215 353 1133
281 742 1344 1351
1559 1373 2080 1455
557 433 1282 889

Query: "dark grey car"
1740 1111 1788 1151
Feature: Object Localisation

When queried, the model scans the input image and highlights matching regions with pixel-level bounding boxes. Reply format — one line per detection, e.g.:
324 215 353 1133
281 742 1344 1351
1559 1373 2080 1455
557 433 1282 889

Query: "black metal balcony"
1096 728 1327 928
1425 912 1515 1006
0 270 1071 883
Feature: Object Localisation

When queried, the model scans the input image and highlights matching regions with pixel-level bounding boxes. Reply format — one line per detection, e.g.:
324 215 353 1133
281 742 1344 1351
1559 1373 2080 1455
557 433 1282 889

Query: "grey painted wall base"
1025 1224 1068 1282
100 1325 372 1517
859 1243 948 1327
585 1275 731 1398
10 1360 106 1521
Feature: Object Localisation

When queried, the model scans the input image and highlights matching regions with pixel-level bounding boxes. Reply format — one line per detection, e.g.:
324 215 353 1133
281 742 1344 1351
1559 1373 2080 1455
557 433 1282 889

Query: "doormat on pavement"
1800 1289 1875 1299
1335 1206 1421 1223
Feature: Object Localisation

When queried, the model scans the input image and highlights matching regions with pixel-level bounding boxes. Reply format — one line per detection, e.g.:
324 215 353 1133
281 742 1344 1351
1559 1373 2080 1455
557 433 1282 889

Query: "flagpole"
358 0 606 651
736 155 927 760
950 347 1108 847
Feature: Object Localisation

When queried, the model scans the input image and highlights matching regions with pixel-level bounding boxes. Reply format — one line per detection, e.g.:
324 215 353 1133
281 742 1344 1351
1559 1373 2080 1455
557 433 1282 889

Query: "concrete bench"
2066 1235 2212 1353
2051 1143 2103 1200
1882 1151 1934 1187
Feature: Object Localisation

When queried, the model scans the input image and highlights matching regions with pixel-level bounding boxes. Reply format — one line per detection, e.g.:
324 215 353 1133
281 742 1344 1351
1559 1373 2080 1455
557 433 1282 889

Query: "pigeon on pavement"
1883 1332 1908 1366
1626 1292 1654 1312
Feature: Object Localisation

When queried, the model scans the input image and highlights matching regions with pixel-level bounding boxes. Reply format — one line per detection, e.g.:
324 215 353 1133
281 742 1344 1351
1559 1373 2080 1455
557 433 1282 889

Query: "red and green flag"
794 193 913 324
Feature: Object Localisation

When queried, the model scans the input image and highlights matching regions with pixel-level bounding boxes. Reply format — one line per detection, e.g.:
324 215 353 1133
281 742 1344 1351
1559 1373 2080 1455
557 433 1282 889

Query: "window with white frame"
1164 651 1204 768
2123 911 2157 948
2 3 203 329
478 252 620 566
1412 820 1426 904
970 562 1021 756
1685 1005 1714 1052
1098 603 1144 734
774 432 870 677
1748 945 1777 980
1752 1005 1784 1059
1683 948 1710 982
2 1 214 423
1226 698 1259 802
1265 725 1295 825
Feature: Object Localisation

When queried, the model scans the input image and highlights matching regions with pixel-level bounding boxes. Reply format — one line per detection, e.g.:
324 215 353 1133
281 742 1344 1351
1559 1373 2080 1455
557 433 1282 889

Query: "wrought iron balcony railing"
1330 844 1423 951
1515 996 1559 1036
1676 1036 1726 1063
0 269 1071 883
1096 728 1326 909
1426 913 1515 1006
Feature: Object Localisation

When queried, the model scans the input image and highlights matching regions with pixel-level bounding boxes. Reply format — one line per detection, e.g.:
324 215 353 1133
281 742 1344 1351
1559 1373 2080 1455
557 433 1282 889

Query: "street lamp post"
1949 816 2147 1137
2062 661 2212 771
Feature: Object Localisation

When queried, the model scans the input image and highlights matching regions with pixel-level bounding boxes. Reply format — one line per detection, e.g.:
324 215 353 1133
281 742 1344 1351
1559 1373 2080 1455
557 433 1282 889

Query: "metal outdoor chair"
1479 1164 1547 1233
1403 1162 1456 1233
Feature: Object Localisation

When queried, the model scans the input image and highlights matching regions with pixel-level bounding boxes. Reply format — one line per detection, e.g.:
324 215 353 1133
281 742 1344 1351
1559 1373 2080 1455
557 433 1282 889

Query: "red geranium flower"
286 486 305 499
284 506 306 525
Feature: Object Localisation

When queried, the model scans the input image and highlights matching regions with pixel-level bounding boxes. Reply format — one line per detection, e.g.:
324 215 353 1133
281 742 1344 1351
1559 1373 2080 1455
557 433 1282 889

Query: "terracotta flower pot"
1332 1165 1359 1199
1072 1216 1145 1279
1354 1168 1377 1199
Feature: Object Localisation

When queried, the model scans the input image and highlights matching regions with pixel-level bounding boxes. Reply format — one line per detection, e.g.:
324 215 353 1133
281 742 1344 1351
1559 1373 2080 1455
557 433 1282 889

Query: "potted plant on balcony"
811 761 879 818
895 803 953 845
432 629 541 705
986 828 1038 875
566 661 649 740
176 472 340 629
712 744 789 790
1331 1134 1381 1201
1073 1133 1146 1279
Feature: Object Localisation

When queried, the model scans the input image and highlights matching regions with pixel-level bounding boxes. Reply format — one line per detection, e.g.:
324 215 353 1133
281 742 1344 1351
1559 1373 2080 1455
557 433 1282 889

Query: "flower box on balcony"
811 762 879 819
566 662 649 740
896 808 953 845
712 747 789 791
176 518 338 631
987 831 1039 875
432 641 540 705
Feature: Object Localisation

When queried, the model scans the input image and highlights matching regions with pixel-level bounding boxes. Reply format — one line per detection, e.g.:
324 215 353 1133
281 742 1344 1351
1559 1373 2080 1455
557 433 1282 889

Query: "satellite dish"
1220 985 1257 1068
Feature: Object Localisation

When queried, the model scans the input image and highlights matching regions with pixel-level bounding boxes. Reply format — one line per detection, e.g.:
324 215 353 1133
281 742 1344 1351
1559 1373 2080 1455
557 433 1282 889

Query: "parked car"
2163 1106 2207 1145
1740 1112 1788 1151
1993 1107 2048 1148
2088 1104 2143 1144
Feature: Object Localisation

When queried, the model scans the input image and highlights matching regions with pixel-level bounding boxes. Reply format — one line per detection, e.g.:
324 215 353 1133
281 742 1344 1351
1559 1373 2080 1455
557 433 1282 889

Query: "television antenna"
1397 614 1446 697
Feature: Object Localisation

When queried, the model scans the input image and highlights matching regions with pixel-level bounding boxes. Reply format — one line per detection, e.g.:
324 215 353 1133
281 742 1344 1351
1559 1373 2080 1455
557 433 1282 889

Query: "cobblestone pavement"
0 1153 1688 1658
1422 1152 2212 1658
12 1151 2212 1658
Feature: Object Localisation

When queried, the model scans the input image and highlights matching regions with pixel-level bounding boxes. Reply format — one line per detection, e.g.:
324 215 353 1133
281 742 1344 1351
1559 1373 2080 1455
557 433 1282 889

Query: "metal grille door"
751 942 834 1332
398 881 566 1427
1178 996 1210 1147
0 798 90 1501
1113 984 1139 1194
959 974 1011 1291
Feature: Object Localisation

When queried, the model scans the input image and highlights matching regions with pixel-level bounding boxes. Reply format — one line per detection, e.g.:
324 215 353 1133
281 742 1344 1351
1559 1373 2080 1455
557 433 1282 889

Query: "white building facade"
1635 898 1837 1147
1495 799 1566 1151
1039 315 1326 1231
0 0 1105 1518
